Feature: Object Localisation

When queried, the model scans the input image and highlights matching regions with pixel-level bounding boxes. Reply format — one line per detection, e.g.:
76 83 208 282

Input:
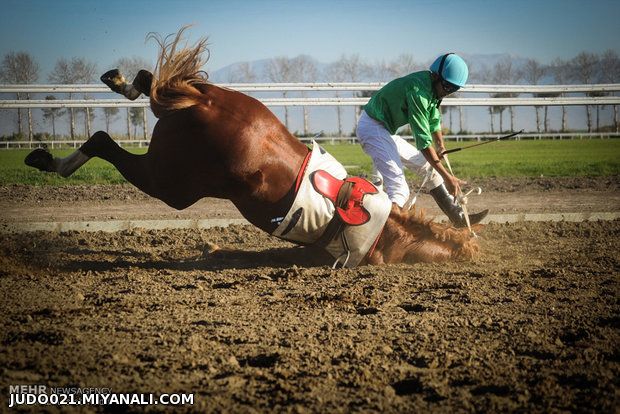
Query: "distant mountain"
209 58 271 83
209 53 534 83
209 56 331 83
462 53 528 70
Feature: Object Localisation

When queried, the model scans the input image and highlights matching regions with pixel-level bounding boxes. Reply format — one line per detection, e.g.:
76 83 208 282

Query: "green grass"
1 139 618 186
322 139 620 179
0 147 148 185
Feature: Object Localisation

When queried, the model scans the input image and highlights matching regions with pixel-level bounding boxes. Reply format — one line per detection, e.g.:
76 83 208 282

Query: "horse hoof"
132 70 153 97
100 69 126 94
25 148 55 172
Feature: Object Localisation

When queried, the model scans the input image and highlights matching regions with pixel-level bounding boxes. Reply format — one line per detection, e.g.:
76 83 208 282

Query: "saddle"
310 170 379 247
272 141 391 268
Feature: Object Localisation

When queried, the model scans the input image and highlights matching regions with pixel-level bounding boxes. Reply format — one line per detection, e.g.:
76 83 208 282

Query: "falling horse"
25 28 480 266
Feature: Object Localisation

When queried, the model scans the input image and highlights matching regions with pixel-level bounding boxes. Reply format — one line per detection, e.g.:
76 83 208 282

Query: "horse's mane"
390 206 480 261
147 26 210 118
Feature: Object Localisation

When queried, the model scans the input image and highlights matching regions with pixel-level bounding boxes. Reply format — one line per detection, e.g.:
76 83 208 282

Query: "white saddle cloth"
272 141 391 267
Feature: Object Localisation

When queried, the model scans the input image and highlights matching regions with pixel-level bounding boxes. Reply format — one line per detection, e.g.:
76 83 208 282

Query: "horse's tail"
147 26 210 119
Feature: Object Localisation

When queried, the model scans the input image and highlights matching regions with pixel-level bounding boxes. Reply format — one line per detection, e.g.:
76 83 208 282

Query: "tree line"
474 51 619 134
231 51 619 135
1 50 619 141
0 54 151 141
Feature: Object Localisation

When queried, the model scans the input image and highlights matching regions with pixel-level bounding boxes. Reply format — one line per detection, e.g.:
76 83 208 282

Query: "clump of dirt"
1 221 618 412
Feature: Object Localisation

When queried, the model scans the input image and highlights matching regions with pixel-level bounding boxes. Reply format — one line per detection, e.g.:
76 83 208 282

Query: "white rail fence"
1 83 619 147
2 83 620 108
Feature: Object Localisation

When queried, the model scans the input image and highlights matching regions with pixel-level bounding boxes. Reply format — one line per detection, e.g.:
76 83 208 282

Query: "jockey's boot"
100 69 141 100
429 184 488 228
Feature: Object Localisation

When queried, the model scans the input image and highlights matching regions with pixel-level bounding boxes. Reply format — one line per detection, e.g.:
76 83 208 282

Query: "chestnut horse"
25 28 479 265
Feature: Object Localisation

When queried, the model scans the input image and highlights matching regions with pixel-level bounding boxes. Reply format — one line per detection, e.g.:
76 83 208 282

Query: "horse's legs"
52 150 90 177
132 70 153 96
24 147 89 178
25 131 155 197
100 69 153 100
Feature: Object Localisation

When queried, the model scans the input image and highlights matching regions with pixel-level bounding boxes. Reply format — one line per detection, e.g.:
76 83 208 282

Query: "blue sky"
1 0 619 80
1 0 619 136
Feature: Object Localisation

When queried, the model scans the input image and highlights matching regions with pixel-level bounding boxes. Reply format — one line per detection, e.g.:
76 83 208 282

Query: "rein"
294 148 313 193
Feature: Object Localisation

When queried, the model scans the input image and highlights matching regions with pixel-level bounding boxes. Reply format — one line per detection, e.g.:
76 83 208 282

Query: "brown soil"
0 180 618 412
1 175 619 224
2 176 618 205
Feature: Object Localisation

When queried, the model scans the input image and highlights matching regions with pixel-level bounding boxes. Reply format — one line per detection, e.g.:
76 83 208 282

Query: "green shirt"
363 71 441 150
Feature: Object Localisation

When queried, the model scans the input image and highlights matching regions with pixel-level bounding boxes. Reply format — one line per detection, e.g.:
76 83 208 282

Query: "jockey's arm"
432 129 447 155
421 141 461 197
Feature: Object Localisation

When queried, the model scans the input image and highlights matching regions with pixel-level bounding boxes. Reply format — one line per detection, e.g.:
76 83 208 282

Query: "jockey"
356 53 488 227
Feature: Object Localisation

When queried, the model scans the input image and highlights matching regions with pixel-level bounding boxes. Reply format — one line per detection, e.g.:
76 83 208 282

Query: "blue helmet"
430 53 469 87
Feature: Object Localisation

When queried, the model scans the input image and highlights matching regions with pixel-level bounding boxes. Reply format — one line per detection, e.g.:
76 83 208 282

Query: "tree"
333 54 370 129
491 56 520 132
370 60 393 82
228 62 256 83
521 59 546 132
266 57 294 130
75 101 96 137
569 52 599 132
49 59 74 138
599 50 620 132
290 55 318 136
337 54 368 82
0 52 40 140
82 94 97 137
549 58 571 132
115 56 152 139
471 63 497 133
73 62 97 137
388 54 418 78
49 57 96 139
129 107 143 139
103 107 120 132
325 62 346 136
42 96 66 139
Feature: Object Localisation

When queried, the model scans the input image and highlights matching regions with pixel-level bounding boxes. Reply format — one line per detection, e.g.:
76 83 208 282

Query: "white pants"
356 110 443 207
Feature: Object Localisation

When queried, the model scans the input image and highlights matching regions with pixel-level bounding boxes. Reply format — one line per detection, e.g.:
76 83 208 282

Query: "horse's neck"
405 237 456 263
375 209 464 264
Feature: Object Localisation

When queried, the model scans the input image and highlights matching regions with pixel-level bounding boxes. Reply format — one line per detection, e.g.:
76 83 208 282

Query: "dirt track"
1 176 619 223
0 180 619 412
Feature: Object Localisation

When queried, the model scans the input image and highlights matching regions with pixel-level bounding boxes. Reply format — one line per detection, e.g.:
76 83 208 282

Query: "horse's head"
368 205 481 265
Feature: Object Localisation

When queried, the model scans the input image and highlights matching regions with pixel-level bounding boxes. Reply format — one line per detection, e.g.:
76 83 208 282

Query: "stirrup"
332 250 351 269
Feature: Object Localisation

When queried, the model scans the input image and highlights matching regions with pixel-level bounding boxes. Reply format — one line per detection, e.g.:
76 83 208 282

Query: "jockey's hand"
445 175 466 198
437 145 447 159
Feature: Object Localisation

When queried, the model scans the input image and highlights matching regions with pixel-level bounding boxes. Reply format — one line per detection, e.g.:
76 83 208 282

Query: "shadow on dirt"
55 245 335 272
